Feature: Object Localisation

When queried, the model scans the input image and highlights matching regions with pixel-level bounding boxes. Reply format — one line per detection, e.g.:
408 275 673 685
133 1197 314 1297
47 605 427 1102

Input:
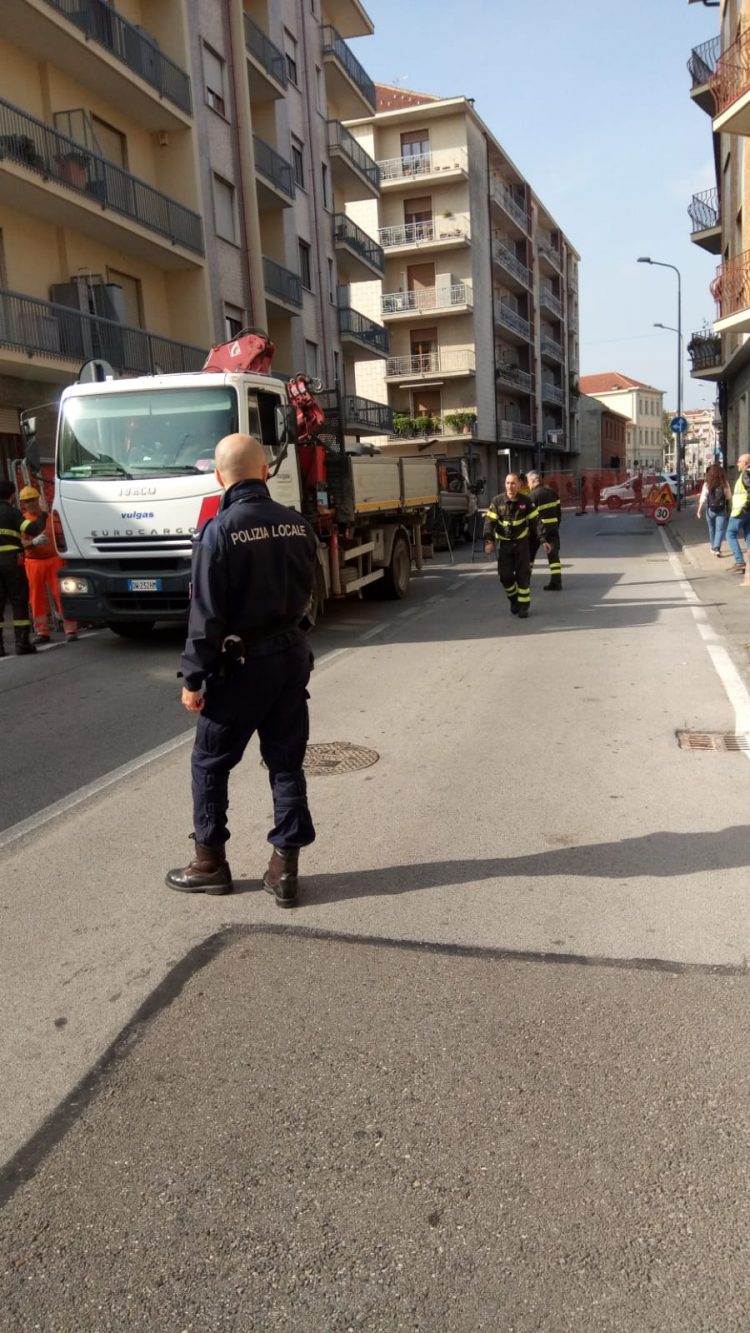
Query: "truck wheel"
108 621 156 639
382 534 411 599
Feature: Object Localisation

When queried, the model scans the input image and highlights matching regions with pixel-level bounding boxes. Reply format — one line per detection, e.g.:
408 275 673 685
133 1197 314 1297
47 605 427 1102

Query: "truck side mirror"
268 402 296 478
20 413 41 473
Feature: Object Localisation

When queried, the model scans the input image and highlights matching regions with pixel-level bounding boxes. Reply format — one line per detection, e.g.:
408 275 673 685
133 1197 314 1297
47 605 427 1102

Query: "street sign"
671 415 688 435
654 503 673 525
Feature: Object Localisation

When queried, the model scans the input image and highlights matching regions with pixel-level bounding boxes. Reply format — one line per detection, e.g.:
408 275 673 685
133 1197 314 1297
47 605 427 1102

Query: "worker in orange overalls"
18 486 78 644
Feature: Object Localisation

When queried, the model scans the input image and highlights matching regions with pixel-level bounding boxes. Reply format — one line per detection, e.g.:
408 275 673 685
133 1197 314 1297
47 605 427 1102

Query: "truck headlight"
60 576 90 595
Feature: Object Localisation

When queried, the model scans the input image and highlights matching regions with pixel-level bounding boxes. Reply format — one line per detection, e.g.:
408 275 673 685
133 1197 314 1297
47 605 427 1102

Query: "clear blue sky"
351 0 720 413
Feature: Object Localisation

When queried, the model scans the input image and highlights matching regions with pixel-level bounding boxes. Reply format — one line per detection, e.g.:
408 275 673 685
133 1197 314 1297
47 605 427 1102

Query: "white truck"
21 360 437 638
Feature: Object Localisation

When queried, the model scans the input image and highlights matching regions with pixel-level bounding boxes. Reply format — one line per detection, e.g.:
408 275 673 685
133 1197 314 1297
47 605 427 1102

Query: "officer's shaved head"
527 471 540 486
214 434 268 488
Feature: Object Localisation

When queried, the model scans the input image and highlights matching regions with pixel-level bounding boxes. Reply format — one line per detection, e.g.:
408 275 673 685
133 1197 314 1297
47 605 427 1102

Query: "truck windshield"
58 387 239 479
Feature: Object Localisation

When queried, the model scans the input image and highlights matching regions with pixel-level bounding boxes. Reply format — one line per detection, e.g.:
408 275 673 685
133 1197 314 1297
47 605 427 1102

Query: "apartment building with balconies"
687 0 750 464
341 86 580 494
0 0 212 473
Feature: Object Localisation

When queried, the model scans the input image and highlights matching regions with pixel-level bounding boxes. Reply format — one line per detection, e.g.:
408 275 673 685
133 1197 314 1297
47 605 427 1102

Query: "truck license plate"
127 578 162 592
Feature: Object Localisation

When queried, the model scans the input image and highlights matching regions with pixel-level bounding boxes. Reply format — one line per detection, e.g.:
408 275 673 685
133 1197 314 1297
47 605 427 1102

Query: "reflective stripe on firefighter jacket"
0 500 46 563
529 483 561 529
483 493 544 545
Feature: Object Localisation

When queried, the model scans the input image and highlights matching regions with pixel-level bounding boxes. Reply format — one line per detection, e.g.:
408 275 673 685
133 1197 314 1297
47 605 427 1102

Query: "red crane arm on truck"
202 329 325 443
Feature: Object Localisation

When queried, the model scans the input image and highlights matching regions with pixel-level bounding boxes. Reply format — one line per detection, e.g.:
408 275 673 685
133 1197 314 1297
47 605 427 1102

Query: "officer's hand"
544 542 552 553
484 542 494 556
181 687 204 713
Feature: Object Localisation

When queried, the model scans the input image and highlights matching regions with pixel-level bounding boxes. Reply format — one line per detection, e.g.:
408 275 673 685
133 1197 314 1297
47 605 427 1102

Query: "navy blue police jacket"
180 478 317 690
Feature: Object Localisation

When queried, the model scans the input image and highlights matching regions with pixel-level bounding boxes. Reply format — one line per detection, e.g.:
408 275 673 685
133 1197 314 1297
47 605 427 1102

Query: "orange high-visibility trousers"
26 556 78 636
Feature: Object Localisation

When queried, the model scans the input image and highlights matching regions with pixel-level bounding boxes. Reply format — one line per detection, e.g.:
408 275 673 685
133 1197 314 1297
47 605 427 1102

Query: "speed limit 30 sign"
654 503 673 525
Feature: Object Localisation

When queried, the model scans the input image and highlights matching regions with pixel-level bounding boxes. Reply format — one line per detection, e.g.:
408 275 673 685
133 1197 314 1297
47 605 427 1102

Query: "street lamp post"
654 322 684 478
638 257 683 511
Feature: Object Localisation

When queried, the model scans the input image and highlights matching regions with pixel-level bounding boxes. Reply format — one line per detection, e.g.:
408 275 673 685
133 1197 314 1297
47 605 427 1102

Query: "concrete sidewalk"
666 497 750 687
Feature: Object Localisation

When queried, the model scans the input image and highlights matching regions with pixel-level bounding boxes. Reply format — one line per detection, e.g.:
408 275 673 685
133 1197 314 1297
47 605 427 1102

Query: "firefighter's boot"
15 626 37 656
543 577 562 591
263 847 299 908
509 594 519 616
165 835 233 895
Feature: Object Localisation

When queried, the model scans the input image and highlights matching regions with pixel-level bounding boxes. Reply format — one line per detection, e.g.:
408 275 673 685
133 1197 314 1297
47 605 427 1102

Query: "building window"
305 340 319 377
106 268 143 327
284 29 298 85
291 136 305 189
213 174 237 242
0 229 7 288
299 240 312 291
316 66 324 112
333 349 340 384
224 302 244 339
328 258 335 303
322 163 328 208
203 44 226 117
91 114 128 168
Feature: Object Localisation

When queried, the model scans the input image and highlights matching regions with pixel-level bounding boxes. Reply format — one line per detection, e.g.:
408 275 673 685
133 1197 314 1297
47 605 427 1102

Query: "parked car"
600 473 676 510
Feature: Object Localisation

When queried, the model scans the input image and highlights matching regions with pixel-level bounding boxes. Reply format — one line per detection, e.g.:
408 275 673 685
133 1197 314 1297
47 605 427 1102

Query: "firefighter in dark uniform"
483 473 548 618
166 434 318 907
0 479 48 656
527 470 563 590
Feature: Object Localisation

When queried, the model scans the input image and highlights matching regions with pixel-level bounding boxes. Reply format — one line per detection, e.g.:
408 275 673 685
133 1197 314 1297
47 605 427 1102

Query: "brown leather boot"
263 847 299 908
166 836 232 895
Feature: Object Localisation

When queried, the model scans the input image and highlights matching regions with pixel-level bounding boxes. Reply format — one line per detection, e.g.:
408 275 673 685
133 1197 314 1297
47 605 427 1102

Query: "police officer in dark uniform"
166 434 318 907
483 472 548 619
0 479 48 656
527 470 563 590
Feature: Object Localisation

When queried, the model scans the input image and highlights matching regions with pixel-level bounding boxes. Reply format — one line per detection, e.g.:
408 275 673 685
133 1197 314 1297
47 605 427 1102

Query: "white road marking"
0 729 196 850
0 628 105 662
660 530 750 757
358 623 386 642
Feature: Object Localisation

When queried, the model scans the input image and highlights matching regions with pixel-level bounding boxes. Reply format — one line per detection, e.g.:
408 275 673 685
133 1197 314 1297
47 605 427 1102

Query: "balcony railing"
538 238 562 269
338 306 388 354
333 212 384 274
377 147 469 182
328 121 380 191
687 331 723 372
381 283 473 316
41 0 192 115
495 302 531 340
493 241 530 287
386 349 475 377
497 420 533 443
0 286 205 373
490 181 529 231
496 362 534 394
688 35 721 89
320 25 376 111
712 30 750 118
541 335 564 361
244 14 287 89
0 97 203 253
689 186 720 233
263 256 302 309
711 250 750 321
319 391 393 434
253 134 295 201
379 213 470 249
540 283 563 318
541 381 564 405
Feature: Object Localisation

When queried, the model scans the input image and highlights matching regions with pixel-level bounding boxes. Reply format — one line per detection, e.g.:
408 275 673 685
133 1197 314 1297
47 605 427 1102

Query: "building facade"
687 0 750 467
342 87 580 496
683 405 719 477
579 373 665 471
578 394 628 472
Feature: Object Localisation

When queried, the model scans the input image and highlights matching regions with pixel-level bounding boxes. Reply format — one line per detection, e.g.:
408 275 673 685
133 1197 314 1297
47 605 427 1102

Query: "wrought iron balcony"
263 256 302 309
687 330 723 373
381 283 473 317
253 135 295 203
321 25 376 112
540 283 563 318
689 186 719 233
319 390 393 434
495 362 534 394
338 306 388 355
493 241 530 287
244 14 287 90
711 250 750 325
0 97 203 253
379 213 470 249
541 335 564 361
497 420 533 443
490 181 529 232
377 147 469 183
495 301 531 341
328 121 380 192
41 0 192 115
0 286 204 373
711 30 750 129
688 35 721 90
386 349 475 378
333 212 384 275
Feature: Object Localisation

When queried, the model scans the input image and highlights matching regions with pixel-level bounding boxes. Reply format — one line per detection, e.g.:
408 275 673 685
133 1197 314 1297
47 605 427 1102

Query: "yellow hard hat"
19 486 40 500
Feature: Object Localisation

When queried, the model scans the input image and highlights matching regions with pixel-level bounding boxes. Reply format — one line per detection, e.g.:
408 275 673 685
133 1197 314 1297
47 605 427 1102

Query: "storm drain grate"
676 731 750 752
263 743 380 776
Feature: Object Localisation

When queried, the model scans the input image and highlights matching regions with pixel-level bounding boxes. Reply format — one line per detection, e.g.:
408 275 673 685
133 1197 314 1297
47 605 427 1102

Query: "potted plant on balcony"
392 413 415 438
445 410 477 435
56 149 88 189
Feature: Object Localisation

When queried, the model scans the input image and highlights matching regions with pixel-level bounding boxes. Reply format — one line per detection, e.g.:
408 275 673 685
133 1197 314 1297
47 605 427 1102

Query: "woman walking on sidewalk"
696 463 732 557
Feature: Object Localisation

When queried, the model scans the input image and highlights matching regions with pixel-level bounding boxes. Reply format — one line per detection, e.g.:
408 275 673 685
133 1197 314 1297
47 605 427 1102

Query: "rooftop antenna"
391 75 409 86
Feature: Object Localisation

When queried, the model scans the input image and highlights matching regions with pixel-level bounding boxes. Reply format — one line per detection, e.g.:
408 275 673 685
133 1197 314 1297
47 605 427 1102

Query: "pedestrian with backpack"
696 463 732 557
725 453 750 572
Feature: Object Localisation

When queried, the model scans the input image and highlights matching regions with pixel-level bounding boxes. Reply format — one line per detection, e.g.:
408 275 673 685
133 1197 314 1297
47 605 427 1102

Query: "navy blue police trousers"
191 636 315 850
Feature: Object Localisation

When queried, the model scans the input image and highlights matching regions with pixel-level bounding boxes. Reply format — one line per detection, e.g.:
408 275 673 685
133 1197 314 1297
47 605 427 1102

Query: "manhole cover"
676 731 750 752
263 743 380 776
